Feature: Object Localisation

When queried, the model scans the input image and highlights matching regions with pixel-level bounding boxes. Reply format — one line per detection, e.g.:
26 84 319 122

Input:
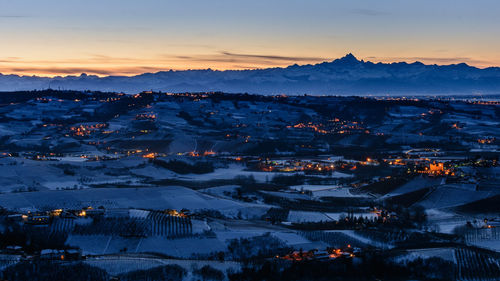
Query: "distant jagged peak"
331 53 361 65
342 52 358 60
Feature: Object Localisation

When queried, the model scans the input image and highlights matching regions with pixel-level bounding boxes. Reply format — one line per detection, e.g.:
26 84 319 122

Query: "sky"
1 0 499 76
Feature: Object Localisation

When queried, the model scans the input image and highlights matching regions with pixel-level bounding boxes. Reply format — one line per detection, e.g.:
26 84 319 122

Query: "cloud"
162 51 331 69
1 52 311 68
2 52 497 77
0 51 329 76
220 52 328 62
0 57 21 63
175 56 194 60
0 54 180 76
2 51 496 77
1 66 167 76
365 56 492 67
0 55 166 66
167 43 216 49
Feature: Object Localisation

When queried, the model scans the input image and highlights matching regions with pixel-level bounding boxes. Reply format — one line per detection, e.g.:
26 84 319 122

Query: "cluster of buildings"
255 157 378 173
70 123 108 137
384 156 455 176
135 113 157 120
277 245 362 262
0 246 83 263
8 207 99 226
286 119 368 135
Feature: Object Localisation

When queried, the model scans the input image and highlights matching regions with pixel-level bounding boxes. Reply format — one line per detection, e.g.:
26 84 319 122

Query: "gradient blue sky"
1 0 499 76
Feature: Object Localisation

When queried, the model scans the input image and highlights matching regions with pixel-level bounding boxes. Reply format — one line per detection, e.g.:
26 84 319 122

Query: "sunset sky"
1 0 499 76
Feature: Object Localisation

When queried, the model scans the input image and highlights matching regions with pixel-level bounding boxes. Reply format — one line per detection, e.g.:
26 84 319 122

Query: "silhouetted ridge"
332 53 361 65
0 53 499 95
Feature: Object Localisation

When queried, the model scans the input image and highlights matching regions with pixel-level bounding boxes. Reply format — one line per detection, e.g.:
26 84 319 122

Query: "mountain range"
1 53 500 95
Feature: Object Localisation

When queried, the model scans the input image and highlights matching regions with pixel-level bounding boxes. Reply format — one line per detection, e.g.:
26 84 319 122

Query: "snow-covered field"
469 240 500 252
129 165 177 179
393 248 456 263
199 185 240 198
325 230 393 249
289 185 367 198
271 231 327 250
67 235 227 258
261 191 312 201
425 209 469 234
385 176 443 197
417 186 497 209
287 211 333 223
0 157 146 192
204 218 325 250
177 164 306 182
0 186 270 218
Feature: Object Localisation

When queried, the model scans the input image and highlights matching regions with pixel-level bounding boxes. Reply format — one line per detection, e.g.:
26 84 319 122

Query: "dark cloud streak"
2 66 167 76
220 51 328 62
365 56 489 66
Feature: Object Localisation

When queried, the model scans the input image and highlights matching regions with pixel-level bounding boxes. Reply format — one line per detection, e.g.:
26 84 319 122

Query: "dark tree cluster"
227 233 292 261
152 159 214 174
0 222 68 253
1 261 108 281
117 264 186 281
264 207 290 224
193 265 225 281
228 256 455 281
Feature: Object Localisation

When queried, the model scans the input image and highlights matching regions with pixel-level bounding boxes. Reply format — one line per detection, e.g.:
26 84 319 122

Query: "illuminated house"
24 213 49 225
429 162 444 173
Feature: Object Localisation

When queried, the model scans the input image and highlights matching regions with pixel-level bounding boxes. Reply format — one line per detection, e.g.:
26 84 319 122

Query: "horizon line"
1 54 498 78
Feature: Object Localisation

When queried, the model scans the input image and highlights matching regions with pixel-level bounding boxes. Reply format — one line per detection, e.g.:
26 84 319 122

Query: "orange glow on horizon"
0 64 272 78
0 52 331 77
1 53 498 78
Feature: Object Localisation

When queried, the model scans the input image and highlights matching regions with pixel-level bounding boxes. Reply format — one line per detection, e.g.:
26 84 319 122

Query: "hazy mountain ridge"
1 53 500 95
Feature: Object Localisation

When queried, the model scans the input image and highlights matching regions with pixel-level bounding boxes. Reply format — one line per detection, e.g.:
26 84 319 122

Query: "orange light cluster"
142 153 156 159
469 101 500 105
135 113 157 120
165 209 187 218
70 123 107 136
419 162 454 176
478 138 495 144
387 159 405 166
278 246 356 262
286 123 328 134
203 150 216 156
